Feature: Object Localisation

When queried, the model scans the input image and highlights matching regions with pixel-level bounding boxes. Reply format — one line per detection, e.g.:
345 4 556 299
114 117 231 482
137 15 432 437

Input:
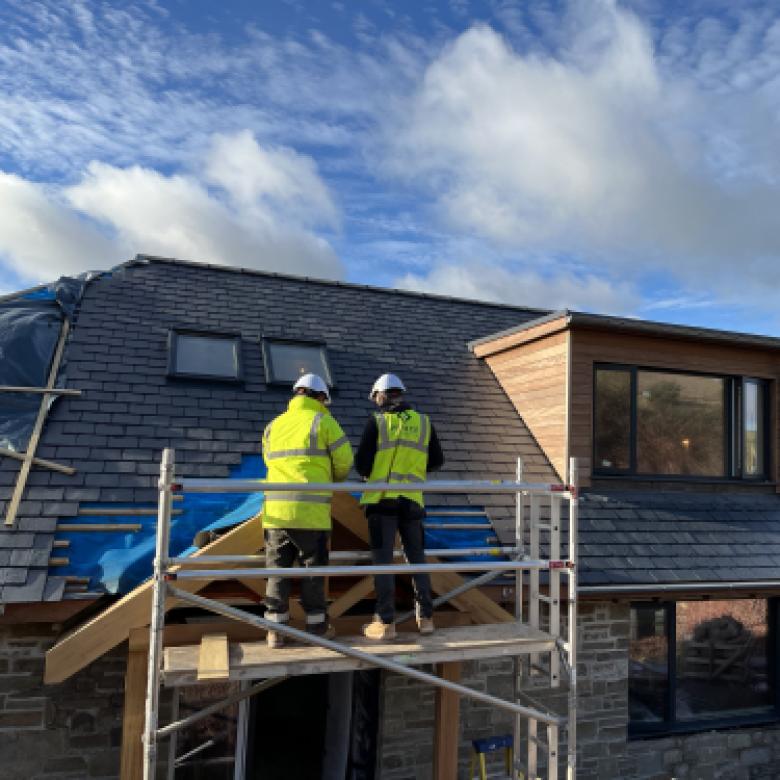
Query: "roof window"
168 329 243 382
262 338 333 387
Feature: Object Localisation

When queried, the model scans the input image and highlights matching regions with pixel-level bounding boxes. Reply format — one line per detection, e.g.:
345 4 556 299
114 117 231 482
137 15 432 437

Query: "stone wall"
0 623 125 780
377 601 780 779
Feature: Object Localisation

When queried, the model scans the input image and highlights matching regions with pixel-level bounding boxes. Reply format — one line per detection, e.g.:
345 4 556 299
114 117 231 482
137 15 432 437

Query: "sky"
2 0 780 333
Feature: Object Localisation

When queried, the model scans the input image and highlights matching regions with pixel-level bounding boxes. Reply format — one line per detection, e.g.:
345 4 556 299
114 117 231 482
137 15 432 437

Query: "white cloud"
0 171 120 279
397 261 640 314
384 5 780 301
0 132 343 283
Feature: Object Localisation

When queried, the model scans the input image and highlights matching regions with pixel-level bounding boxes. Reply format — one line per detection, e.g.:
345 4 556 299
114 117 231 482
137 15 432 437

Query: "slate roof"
3 255 780 604
576 490 780 588
0 255 555 603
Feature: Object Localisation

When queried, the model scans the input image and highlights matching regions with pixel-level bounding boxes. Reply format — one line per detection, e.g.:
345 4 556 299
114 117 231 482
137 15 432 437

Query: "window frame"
629 599 780 739
260 337 335 389
167 328 244 383
592 364 770 481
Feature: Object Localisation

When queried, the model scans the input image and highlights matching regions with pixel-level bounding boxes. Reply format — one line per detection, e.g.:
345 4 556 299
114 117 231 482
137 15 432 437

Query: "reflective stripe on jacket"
262 395 353 529
361 409 430 507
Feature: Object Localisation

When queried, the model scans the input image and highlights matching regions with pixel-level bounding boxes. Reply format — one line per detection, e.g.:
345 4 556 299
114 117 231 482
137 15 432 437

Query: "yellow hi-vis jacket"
262 395 353 530
361 409 430 508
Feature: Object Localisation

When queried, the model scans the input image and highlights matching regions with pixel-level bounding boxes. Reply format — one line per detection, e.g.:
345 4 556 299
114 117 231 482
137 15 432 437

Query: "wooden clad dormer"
472 311 780 490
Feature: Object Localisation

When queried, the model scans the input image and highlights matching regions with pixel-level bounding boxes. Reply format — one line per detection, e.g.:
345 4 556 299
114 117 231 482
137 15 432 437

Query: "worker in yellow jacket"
262 373 353 648
357 373 444 640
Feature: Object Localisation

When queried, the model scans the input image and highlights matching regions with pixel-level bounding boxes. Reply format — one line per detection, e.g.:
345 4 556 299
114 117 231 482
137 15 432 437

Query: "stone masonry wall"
0 623 125 780
377 601 780 779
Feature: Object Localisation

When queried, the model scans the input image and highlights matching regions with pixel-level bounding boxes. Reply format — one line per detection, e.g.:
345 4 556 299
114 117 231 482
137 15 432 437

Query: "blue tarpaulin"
57 453 505 594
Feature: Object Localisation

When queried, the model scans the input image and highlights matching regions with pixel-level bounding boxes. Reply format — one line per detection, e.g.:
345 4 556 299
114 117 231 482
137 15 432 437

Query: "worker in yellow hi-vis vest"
262 373 353 649
356 373 444 640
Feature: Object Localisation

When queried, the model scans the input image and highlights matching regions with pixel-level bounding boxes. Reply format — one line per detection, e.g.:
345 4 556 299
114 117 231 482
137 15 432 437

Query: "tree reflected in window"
636 372 724 476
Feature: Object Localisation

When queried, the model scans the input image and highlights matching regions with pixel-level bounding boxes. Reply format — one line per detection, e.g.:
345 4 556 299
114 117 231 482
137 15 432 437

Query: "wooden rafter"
45 494 513 683
5 319 71 526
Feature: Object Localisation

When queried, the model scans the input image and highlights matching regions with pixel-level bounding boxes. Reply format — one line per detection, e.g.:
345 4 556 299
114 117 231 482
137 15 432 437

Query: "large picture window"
593 365 768 479
630 599 779 736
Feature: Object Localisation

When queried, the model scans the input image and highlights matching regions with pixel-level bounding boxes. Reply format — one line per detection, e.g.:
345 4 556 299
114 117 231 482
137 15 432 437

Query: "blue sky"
2 0 780 334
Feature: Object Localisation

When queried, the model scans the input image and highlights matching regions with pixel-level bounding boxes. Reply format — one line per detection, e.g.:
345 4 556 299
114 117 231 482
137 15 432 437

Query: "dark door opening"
244 670 380 780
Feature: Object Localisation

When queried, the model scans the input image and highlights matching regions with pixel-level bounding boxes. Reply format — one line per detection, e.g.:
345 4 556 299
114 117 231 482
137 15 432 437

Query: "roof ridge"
129 254 550 315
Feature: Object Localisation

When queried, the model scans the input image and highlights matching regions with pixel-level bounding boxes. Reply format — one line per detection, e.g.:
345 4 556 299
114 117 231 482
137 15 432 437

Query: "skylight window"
168 330 243 382
262 338 333 387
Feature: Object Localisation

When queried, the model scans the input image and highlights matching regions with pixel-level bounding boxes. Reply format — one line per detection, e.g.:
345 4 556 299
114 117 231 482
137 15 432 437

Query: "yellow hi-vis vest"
262 395 353 530
361 409 430 508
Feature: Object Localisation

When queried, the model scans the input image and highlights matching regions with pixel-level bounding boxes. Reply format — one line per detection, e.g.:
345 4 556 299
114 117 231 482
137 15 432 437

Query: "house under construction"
2 255 780 779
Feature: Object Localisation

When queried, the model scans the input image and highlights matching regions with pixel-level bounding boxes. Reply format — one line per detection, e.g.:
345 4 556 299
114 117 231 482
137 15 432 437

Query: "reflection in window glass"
264 341 332 385
594 369 631 470
743 380 764 477
629 605 668 723
676 600 771 721
636 372 724 476
174 334 240 379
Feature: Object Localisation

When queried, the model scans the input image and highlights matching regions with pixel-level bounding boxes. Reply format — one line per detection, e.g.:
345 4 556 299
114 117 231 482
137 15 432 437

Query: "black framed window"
630 599 779 736
593 365 769 479
261 338 334 387
168 329 243 382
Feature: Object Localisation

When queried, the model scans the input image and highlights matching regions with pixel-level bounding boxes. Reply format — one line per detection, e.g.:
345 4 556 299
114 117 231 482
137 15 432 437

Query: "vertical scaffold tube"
567 457 579 780
513 457 524 776
143 448 175 780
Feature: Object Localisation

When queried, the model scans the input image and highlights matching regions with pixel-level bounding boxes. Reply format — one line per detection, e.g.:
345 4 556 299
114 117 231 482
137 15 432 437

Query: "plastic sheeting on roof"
56 454 506 595
57 456 265 594
0 274 96 452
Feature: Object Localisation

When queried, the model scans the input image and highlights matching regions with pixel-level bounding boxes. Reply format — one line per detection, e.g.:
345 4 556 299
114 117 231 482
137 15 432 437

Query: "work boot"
362 618 396 641
307 621 336 640
417 616 435 635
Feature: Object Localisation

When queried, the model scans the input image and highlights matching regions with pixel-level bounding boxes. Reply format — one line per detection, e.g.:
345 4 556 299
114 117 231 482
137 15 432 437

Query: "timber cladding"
483 329 569 481
569 328 780 487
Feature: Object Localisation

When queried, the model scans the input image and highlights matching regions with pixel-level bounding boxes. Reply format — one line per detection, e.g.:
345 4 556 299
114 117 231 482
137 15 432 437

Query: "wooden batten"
55 523 142 532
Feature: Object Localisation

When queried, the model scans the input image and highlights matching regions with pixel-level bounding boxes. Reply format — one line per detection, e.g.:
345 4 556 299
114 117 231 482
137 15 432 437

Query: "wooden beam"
119 636 147 780
0 599 98 625
0 446 75 475
197 633 229 681
5 319 70 526
48 557 70 567
44 514 264 684
433 661 462 780
329 576 374 618
330 494 514 625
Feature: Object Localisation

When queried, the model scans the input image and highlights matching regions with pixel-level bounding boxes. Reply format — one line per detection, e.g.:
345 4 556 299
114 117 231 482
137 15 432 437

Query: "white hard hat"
370 373 406 399
293 373 331 403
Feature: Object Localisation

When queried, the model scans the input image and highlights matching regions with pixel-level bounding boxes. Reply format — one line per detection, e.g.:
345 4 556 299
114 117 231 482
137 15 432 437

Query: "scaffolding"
142 448 579 779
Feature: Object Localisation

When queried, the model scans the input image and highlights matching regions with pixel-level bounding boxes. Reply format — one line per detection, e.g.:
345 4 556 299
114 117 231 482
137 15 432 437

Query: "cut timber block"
197 633 230 681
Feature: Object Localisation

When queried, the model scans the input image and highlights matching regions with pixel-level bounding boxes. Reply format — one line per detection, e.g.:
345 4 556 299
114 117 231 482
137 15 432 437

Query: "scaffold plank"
163 622 557 686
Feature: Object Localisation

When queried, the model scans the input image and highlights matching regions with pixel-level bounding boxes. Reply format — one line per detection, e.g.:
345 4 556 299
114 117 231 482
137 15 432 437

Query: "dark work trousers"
367 498 433 624
264 528 329 624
